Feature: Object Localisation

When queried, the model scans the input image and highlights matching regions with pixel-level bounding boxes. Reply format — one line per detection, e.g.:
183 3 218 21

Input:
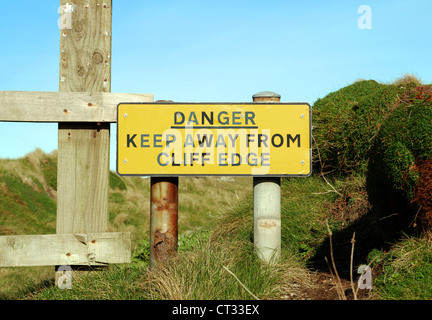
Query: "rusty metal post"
252 91 281 264
150 177 178 269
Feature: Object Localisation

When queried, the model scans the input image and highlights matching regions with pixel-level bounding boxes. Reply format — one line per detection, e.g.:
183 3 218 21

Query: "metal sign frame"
116 102 312 177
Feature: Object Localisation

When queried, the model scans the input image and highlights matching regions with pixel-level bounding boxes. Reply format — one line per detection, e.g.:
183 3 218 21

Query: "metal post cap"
252 91 281 99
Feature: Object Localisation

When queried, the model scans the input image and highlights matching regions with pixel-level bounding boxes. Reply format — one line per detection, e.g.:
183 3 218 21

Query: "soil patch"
285 272 373 300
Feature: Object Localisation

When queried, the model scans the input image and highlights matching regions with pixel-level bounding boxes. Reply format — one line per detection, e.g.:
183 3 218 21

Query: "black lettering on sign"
247 134 254 147
157 152 169 166
174 112 185 124
127 134 137 148
245 111 256 125
270 134 301 148
201 153 210 166
271 134 283 148
141 134 150 147
258 134 268 147
197 134 213 147
218 111 229 125
153 134 163 148
202 112 213 125
287 134 300 147
187 112 198 125
171 111 257 128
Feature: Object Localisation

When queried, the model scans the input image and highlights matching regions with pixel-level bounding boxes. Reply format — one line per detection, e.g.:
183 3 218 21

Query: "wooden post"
0 3 157 271
56 0 112 276
252 91 281 264
150 177 179 269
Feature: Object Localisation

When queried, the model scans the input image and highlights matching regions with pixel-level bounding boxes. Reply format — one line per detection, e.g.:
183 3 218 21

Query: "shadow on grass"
307 205 420 280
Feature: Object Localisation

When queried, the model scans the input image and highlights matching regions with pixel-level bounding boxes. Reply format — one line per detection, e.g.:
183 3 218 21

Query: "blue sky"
0 0 431 171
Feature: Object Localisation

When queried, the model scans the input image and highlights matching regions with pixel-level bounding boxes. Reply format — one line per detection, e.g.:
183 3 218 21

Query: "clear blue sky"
0 0 431 170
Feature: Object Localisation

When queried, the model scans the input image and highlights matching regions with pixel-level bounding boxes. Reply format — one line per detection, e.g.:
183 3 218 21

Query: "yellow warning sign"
116 103 311 176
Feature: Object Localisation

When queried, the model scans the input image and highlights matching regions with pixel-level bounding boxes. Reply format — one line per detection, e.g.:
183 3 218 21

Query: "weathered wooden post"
56 0 112 277
0 2 154 273
252 91 281 264
150 177 178 268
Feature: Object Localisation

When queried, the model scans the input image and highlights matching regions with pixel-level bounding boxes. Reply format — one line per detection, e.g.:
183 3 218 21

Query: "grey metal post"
252 91 281 264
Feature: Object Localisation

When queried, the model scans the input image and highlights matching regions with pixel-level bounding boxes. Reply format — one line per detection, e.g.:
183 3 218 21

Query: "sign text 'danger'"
116 103 311 176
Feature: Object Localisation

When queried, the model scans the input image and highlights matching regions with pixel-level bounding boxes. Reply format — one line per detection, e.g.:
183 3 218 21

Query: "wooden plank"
0 91 153 122
57 122 111 233
57 0 112 235
0 232 131 267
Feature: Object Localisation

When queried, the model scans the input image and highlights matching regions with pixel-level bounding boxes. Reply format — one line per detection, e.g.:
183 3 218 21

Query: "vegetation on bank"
311 73 432 299
0 74 431 300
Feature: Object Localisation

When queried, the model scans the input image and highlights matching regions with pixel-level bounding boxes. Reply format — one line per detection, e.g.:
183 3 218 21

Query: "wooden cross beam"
0 0 153 267
0 91 152 123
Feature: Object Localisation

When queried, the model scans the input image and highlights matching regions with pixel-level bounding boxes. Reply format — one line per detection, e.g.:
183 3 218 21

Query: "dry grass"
141 189 313 301
178 177 251 231
108 176 151 247
392 73 423 87
0 149 316 300
385 235 432 272
0 148 58 200
108 176 252 247
142 236 311 300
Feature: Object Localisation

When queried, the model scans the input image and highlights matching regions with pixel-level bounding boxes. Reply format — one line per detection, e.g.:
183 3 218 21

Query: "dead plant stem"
223 266 260 300
312 135 342 196
350 232 357 300
325 219 347 300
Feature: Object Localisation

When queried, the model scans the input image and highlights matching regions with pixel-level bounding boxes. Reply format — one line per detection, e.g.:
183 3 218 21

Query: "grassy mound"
312 79 414 174
0 149 253 299
367 85 432 228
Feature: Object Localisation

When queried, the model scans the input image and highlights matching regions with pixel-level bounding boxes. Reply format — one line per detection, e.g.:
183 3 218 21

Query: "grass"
371 235 432 300
0 175 56 234
1 148 432 300
26 218 311 300
0 150 253 299
21 175 330 300
108 175 252 250
141 239 306 300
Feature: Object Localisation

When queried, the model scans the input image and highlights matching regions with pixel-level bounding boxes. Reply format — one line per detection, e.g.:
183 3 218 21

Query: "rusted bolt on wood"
150 177 178 269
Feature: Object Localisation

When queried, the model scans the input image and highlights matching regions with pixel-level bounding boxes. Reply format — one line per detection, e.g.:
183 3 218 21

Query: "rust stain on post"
258 219 279 229
150 177 178 268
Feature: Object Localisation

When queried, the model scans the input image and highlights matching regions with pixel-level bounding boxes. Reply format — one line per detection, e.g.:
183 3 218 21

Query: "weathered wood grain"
0 91 153 122
0 232 131 267
57 0 112 234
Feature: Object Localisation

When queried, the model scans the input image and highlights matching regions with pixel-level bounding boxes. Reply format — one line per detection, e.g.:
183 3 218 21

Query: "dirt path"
284 271 373 300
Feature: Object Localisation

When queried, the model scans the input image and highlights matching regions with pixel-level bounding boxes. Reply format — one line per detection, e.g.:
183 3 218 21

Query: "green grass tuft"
373 236 432 300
